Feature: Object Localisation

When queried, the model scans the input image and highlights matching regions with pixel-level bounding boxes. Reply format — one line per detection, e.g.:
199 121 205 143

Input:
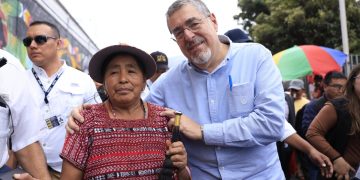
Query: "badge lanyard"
31 68 63 104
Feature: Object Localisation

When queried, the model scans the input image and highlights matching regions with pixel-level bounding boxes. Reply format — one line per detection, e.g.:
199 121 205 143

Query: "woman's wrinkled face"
103 55 145 105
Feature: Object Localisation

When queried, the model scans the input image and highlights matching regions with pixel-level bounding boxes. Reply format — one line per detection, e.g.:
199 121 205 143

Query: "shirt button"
217 146 221 150
43 143 46 146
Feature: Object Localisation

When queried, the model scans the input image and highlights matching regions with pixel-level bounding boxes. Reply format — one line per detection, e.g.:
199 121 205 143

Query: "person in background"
23 20 99 179
225 27 333 179
224 28 252 43
311 75 324 99
302 71 347 136
289 79 310 114
0 49 51 179
94 81 108 102
306 65 360 180
60 45 190 179
300 71 347 180
141 51 169 99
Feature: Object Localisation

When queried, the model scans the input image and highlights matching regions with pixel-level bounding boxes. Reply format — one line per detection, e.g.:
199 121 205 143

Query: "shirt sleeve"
7 63 44 152
306 103 340 160
281 121 296 142
60 111 92 170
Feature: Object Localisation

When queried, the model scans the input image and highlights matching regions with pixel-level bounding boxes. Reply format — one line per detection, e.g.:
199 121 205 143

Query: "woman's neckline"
106 99 148 120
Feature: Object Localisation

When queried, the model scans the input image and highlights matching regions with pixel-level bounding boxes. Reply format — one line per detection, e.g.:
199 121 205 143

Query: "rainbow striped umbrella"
273 45 347 80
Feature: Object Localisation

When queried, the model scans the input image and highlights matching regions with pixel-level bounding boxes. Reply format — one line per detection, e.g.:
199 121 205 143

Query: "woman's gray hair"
166 0 211 19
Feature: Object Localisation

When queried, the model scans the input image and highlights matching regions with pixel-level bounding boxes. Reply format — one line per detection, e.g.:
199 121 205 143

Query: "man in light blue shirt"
147 0 286 179
67 0 285 179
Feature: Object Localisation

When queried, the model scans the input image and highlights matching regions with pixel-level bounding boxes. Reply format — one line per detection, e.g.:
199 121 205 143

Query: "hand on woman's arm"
162 109 202 141
65 105 88 134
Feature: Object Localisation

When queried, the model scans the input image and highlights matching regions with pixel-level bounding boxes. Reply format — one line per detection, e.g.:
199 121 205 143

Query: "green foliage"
234 0 360 54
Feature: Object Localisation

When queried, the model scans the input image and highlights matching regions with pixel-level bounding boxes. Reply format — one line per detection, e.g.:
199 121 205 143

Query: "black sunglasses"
23 35 57 47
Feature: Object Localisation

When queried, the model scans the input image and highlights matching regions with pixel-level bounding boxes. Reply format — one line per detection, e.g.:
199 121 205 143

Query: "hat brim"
156 64 169 70
89 45 156 83
288 86 302 90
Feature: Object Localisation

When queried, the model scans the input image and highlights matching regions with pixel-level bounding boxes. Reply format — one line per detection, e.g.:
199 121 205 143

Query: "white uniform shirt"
27 62 100 172
140 79 153 99
0 49 44 167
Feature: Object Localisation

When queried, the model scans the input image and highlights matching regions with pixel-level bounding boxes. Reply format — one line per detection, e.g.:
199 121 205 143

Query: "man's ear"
56 38 63 50
209 13 218 32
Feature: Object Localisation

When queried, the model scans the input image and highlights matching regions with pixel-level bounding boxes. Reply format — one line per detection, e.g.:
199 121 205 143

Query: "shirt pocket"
55 84 87 118
228 82 254 117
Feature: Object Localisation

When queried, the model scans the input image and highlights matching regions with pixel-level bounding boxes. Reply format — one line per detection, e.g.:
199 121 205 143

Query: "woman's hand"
166 140 191 179
333 157 355 180
166 140 187 171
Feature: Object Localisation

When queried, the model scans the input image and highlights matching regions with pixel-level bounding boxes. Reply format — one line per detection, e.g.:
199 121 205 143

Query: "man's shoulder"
0 50 26 73
66 66 89 76
311 96 327 105
301 97 310 103
305 96 327 111
64 66 93 82
230 42 269 53
229 42 272 67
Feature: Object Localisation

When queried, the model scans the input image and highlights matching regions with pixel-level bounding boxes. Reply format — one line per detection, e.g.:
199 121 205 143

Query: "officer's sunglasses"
23 35 57 47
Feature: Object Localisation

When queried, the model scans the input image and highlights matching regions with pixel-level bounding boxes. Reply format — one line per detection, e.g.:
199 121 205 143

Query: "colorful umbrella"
273 45 347 80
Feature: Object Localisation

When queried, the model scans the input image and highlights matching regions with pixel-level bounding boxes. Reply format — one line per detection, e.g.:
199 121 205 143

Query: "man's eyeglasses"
328 84 345 90
23 35 57 47
170 17 208 41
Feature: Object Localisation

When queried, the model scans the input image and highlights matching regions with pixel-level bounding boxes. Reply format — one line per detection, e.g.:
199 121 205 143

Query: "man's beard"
191 48 211 65
186 36 212 66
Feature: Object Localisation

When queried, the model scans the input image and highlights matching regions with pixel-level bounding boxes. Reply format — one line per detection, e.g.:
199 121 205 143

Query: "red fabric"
60 103 172 179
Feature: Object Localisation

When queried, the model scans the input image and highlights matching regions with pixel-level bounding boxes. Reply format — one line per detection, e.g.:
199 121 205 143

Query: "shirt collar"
32 60 67 78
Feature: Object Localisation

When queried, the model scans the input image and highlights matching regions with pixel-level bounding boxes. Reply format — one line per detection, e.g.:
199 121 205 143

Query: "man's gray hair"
166 0 211 19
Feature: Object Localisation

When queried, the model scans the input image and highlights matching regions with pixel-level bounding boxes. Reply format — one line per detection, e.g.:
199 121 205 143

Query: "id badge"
45 116 63 129
43 105 63 129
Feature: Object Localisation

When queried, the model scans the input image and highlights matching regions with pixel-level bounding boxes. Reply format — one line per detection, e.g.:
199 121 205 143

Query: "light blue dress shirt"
146 36 285 179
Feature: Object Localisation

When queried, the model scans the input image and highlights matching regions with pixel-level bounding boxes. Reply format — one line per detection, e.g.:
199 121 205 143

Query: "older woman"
60 45 190 179
306 65 360 179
